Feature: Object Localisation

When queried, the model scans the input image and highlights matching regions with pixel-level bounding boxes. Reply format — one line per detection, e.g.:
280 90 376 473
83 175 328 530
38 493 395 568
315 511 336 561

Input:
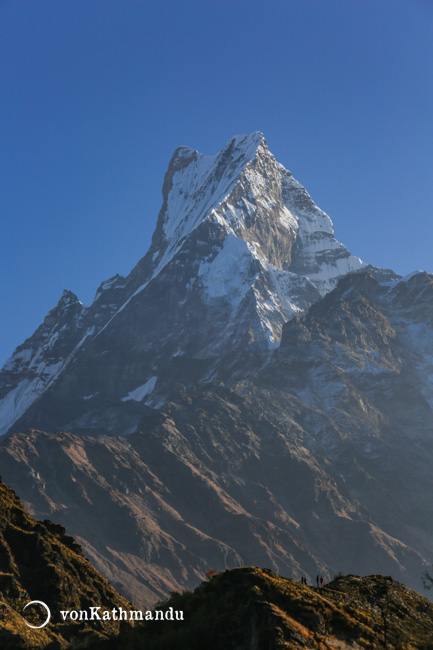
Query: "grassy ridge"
97 567 433 649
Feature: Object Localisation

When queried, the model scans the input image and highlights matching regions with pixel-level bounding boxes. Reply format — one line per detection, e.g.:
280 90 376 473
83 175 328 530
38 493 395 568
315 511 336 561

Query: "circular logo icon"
23 601 51 628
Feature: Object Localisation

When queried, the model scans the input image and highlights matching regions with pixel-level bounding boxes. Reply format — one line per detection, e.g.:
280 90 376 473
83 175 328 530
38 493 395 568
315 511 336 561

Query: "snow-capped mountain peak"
142 132 365 302
0 133 391 437
147 132 267 275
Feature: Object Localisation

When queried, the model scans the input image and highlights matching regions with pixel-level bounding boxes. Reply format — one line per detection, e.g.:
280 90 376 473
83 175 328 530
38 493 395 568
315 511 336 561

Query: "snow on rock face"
198 233 318 347
0 365 63 436
199 235 255 305
148 133 266 279
163 133 265 241
278 166 364 294
0 290 97 435
152 132 364 346
1 291 84 377
90 132 366 350
153 132 364 302
94 274 127 301
121 376 157 402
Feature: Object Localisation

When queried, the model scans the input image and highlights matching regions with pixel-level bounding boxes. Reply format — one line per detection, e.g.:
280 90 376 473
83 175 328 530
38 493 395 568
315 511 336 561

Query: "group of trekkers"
299 575 325 587
316 574 325 588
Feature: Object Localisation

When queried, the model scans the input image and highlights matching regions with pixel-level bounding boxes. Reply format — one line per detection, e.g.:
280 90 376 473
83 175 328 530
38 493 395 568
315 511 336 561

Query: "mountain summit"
147 131 364 300
0 133 376 437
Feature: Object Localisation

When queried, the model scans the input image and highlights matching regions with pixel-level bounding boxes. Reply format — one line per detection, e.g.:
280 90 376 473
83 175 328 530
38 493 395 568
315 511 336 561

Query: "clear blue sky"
1 0 432 365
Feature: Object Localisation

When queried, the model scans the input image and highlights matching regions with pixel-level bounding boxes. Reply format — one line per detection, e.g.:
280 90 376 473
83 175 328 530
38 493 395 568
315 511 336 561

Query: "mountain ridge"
95 567 433 649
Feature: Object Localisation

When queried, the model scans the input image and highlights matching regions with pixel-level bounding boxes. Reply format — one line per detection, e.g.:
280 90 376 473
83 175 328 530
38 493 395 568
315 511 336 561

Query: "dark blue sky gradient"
1 0 432 364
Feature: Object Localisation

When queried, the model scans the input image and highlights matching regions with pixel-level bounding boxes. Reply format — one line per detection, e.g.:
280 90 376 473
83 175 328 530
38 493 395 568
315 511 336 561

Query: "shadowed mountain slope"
0 476 131 649
1 272 433 607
